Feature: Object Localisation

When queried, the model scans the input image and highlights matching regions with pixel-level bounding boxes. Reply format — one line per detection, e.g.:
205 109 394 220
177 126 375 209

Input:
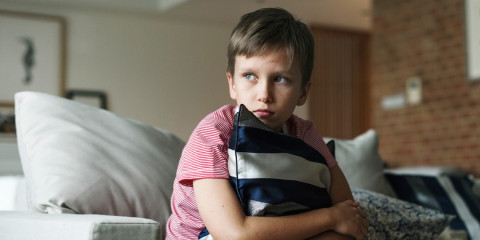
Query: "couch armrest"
0 211 161 240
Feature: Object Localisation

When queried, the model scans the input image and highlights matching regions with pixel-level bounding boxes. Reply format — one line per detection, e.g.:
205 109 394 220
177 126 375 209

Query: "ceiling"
3 0 372 29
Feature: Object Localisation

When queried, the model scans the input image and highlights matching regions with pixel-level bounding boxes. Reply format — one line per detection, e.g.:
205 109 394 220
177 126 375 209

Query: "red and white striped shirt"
166 105 337 239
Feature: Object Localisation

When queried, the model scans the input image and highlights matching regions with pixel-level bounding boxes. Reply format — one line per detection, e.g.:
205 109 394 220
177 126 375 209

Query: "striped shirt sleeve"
176 106 235 187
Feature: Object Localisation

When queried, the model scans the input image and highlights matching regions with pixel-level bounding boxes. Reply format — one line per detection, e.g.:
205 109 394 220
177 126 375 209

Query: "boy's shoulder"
197 105 237 129
286 114 318 138
288 114 314 128
204 105 236 121
207 105 236 118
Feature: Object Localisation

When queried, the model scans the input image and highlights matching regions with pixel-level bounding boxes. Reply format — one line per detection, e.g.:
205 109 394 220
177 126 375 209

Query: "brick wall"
371 0 480 176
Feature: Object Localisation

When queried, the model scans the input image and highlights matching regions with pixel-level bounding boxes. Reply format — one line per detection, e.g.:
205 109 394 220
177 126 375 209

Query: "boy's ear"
296 81 311 106
226 72 237 101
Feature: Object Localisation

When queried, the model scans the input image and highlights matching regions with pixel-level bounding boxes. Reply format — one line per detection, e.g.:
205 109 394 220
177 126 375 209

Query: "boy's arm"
328 165 355 203
308 165 368 240
194 176 368 240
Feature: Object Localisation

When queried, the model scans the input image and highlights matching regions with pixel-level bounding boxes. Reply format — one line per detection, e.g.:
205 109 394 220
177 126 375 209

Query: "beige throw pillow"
324 129 396 197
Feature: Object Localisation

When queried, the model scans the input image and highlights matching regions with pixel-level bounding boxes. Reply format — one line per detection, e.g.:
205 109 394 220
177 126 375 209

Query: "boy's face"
227 49 310 132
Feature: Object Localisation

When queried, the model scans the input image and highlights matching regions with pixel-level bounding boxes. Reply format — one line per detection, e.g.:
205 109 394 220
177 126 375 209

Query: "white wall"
1 3 310 140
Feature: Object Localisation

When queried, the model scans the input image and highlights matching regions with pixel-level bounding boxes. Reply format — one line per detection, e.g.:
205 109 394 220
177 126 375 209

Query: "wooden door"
308 26 370 139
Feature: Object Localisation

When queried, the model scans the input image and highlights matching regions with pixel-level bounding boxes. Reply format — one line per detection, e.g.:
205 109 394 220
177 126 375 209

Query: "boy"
166 8 368 240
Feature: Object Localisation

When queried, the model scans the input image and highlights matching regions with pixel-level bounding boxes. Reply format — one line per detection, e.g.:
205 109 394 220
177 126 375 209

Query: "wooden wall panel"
309 27 370 139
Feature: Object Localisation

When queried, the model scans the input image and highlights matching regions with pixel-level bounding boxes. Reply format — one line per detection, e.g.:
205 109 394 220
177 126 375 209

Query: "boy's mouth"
253 109 274 117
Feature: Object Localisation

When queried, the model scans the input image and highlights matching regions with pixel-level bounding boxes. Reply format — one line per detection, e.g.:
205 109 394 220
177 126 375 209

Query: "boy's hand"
329 200 368 240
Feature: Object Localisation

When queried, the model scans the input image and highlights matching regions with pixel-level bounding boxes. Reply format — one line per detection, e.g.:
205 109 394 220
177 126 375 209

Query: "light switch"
406 76 422 105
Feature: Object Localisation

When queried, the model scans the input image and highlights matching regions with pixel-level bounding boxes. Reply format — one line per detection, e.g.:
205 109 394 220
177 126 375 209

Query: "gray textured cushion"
352 188 454 239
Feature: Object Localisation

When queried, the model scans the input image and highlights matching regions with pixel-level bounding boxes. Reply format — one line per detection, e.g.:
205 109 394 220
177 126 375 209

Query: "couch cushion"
0 211 160 240
385 169 480 239
324 129 396 197
15 91 185 239
352 188 454 239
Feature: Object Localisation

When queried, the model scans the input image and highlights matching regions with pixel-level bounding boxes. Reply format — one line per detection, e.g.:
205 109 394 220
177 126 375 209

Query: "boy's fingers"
355 223 368 240
344 200 360 207
362 227 368 239
359 209 367 218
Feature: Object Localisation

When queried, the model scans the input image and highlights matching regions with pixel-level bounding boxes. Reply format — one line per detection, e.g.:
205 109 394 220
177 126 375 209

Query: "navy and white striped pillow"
385 172 480 239
228 105 332 216
198 105 332 240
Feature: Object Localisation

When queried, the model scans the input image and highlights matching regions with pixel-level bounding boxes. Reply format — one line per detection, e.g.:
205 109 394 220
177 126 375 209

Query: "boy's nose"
257 81 273 103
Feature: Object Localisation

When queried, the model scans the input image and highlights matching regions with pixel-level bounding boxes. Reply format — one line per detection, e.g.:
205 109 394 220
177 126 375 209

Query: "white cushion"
324 129 396 197
15 91 185 239
0 211 160 240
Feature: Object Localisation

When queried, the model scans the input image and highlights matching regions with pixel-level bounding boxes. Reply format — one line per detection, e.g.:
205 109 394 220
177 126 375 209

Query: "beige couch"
0 91 472 239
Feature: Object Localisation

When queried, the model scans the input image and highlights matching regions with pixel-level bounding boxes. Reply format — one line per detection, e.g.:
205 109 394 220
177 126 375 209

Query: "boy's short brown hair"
227 8 314 87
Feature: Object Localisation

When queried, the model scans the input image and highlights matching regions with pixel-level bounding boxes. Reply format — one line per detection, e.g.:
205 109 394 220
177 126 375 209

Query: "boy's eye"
274 76 289 83
244 74 256 81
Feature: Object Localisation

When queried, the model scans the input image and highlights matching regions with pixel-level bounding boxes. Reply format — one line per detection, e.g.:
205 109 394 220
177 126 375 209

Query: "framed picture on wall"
0 106 16 137
465 0 480 81
0 10 67 107
66 90 108 110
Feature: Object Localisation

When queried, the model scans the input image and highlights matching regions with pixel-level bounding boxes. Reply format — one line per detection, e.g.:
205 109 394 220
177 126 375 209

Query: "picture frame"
66 90 108 110
0 10 67 107
465 0 480 81
0 106 16 137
